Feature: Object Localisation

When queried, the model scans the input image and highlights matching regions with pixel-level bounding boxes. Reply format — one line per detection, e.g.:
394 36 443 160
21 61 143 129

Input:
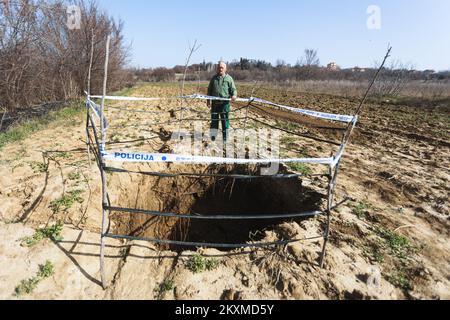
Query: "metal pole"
240 84 258 153
239 99 254 155
319 162 333 268
319 156 342 268
100 35 111 289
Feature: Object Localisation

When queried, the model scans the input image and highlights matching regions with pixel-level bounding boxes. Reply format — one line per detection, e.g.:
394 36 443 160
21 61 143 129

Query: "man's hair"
218 61 227 67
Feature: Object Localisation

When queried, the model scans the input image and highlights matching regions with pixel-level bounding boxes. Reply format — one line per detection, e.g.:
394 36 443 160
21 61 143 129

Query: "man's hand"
231 96 237 103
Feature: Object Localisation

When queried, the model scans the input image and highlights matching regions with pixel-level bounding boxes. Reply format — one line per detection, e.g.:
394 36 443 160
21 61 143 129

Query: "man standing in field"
207 61 237 142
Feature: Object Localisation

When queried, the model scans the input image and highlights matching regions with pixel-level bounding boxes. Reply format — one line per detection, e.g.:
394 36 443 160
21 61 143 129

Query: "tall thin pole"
318 47 393 268
178 40 201 136
320 160 341 268
353 46 392 117
100 35 111 289
240 84 258 154
87 30 95 97
86 30 95 167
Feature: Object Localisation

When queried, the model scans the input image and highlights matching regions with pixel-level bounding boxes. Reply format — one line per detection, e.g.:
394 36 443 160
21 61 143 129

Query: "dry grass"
265 80 450 100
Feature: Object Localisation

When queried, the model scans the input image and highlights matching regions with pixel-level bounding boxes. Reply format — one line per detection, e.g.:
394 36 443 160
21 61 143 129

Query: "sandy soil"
0 83 448 300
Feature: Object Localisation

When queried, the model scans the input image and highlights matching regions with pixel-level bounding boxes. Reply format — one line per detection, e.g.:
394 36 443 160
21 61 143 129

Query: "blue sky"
98 0 450 71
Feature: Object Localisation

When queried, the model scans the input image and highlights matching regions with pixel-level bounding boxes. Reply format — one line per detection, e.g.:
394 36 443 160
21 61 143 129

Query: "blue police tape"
101 150 335 165
250 97 355 123
88 93 354 123
331 116 359 167
87 99 109 130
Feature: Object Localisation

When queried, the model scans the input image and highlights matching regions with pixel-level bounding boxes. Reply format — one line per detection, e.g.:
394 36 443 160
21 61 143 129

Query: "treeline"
0 0 132 113
133 53 450 88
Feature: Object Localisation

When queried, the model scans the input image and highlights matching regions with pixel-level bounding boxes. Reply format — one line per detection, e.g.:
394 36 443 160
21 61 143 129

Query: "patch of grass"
14 260 54 296
0 102 84 151
350 200 372 219
363 243 385 264
387 271 412 291
68 171 81 181
157 279 175 293
54 151 72 159
376 228 415 260
29 161 48 173
287 163 312 175
112 87 135 97
49 190 84 214
0 124 34 150
20 222 64 247
186 254 219 274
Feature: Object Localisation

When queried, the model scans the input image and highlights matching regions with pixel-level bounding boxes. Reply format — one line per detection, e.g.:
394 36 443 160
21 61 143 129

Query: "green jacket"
207 74 237 100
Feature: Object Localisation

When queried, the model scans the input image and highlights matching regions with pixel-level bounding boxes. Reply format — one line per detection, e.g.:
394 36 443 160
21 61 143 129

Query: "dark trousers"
210 102 230 141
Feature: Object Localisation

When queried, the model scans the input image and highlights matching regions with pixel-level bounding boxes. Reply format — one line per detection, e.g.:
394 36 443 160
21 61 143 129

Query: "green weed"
29 161 48 173
14 261 54 296
377 228 414 260
68 171 81 181
186 254 219 274
158 279 175 293
350 201 372 219
287 163 312 175
54 152 71 159
363 243 385 263
14 276 40 296
387 271 412 291
49 190 83 214
20 222 64 247
37 260 54 278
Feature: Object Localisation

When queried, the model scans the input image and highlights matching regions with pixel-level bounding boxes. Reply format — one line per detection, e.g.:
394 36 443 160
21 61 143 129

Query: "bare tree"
298 48 320 67
0 0 131 114
372 59 414 97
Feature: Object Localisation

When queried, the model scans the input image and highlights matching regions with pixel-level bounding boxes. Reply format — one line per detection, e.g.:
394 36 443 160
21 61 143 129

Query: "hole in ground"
109 164 325 251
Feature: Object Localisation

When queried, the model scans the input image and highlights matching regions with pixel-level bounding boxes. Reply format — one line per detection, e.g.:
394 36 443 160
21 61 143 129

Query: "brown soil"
0 83 449 300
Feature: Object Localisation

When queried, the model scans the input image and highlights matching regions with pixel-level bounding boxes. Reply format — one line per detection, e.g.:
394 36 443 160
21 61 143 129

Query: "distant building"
352 66 366 73
327 62 340 71
206 63 214 72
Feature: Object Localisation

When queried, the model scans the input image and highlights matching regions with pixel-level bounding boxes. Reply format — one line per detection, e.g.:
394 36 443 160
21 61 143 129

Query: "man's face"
217 63 226 76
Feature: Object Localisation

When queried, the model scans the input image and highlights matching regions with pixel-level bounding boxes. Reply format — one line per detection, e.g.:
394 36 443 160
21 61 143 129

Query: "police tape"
89 95 176 101
88 93 354 123
189 94 250 103
87 99 109 130
250 97 355 123
101 150 335 165
88 94 249 103
331 116 359 167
